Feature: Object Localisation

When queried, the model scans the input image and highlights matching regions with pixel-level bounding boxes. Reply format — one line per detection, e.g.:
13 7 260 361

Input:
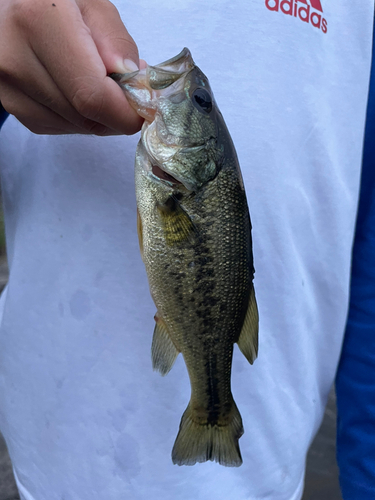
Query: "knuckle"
99 0 120 17
28 125 47 135
0 94 17 116
17 117 46 135
11 0 42 28
0 57 22 88
0 65 11 83
79 0 121 31
1 94 55 134
70 81 105 121
82 119 110 136
81 0 119 17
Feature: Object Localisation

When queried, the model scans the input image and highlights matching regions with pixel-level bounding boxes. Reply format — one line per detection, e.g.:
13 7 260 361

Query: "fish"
112 48 258 467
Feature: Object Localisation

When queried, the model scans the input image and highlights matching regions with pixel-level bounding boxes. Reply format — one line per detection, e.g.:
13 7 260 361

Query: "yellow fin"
152 314 180 376
137 208 144 259
237 287 259 365
172 399 243 467
156 196 196 246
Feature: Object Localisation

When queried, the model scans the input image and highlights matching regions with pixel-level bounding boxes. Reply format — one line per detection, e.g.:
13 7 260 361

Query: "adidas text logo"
265 0 328 33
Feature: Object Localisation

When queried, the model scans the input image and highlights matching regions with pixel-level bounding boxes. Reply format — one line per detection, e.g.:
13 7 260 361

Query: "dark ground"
0 256 342 500
303 389 342 500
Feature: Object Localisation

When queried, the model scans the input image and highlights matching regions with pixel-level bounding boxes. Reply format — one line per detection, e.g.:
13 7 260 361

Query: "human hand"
0 0 143 135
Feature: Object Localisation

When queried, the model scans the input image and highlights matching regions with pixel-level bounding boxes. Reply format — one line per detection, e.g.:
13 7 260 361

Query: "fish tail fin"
172 400 244 467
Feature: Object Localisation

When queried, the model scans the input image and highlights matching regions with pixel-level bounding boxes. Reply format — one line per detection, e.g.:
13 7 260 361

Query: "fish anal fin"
237 286 259 365
152 313 180 376
137 208 144 259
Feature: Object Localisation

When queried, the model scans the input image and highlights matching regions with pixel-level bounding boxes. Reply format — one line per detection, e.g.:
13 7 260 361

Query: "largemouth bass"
112 48 258 467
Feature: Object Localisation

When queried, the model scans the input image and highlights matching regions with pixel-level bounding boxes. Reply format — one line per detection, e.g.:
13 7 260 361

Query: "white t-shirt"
0 1 373 499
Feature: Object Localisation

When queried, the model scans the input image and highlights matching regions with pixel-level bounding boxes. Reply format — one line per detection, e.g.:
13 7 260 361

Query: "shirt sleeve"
335 9 375 499
0 103 8 130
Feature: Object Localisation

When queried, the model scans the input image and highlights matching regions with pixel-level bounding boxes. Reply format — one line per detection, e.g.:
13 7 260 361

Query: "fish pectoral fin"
152 313 180 376
137 208 144 260
237 286 259 365
156 196 197 246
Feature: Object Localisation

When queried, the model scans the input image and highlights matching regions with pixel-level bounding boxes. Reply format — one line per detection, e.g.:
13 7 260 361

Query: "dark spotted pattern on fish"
117 48 258 467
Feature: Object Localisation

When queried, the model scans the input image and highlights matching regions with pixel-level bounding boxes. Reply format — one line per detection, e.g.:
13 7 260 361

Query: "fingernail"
123 59 139 73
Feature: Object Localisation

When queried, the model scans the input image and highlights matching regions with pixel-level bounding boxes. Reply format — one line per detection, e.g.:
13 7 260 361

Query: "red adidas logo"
265 0 328 33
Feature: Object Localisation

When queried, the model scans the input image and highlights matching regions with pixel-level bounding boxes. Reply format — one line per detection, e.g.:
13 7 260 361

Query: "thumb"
78 0 140 74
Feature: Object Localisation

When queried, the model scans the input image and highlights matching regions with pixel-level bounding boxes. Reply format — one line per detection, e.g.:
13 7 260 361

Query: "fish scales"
113 48 258 467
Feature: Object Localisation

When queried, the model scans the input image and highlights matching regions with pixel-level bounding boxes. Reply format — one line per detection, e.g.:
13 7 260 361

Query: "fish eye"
192 88 212 114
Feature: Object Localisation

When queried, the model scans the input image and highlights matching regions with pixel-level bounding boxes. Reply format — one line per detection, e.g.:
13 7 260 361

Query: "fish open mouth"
151 165 183 185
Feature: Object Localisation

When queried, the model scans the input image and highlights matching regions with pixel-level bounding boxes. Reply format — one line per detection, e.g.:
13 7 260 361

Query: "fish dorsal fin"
152 313 180 376
237 287 259 365
156 196 197 246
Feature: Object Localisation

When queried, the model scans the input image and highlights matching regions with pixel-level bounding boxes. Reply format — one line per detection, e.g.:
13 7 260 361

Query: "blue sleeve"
335 10 375 499
0 103 9 130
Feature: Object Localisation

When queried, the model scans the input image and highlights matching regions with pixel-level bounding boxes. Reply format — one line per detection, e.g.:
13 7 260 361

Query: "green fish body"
113 48 258 467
